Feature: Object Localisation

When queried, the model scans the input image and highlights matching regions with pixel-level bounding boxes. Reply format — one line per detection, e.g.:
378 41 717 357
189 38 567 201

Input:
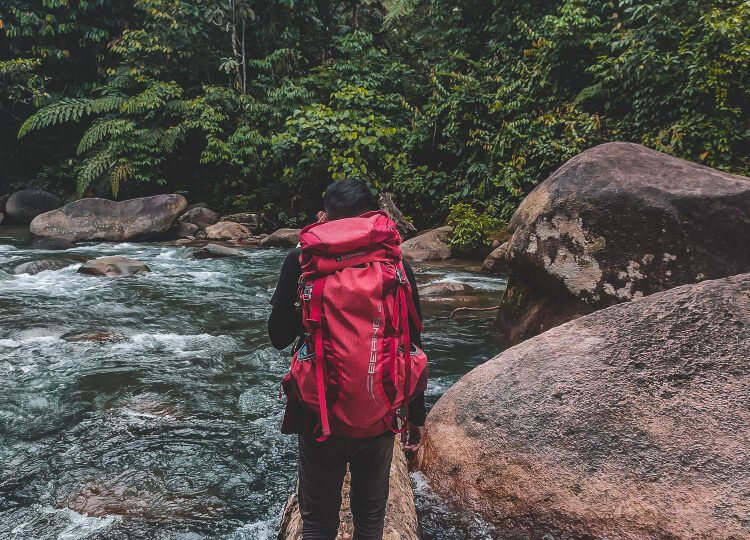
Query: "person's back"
268 179 427 540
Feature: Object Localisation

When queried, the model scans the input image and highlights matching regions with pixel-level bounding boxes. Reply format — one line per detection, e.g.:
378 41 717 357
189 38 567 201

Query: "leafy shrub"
447 203 504 253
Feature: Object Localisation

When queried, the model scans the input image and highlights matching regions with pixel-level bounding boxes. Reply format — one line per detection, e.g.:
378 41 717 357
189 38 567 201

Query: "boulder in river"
14 257 86 275
178 207 219 229
192 243 241 259
6 189 62 224
62 331 126 343
400 226 452 262
419 282 475 297
422 273 750 539
77 256 150 277
30 194 187 242
498 142 750 344
174 221 200 239
258 228 300 247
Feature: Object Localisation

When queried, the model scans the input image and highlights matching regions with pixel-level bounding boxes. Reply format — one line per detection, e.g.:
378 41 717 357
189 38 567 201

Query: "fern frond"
161 124 187 152
108 159 131 198
19 98 92 138
77 118 135 155
76 149 113 196
91 94 126 114
383 0 420 29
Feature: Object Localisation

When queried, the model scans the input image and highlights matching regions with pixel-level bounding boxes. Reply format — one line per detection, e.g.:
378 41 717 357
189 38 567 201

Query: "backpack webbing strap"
307 276 331 442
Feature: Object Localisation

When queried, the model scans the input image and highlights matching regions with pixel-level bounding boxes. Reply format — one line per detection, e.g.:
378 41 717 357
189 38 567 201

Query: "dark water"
0 228 505 539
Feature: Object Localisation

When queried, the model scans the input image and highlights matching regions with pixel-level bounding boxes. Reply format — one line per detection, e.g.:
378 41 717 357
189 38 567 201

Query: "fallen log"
378 192 417 239
278 438 421 540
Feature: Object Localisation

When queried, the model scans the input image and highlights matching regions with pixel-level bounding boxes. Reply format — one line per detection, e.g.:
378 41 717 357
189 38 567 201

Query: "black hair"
323 178 378 220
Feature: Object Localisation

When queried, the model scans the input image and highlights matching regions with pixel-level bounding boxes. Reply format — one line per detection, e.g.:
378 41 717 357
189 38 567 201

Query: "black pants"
297 431 394 540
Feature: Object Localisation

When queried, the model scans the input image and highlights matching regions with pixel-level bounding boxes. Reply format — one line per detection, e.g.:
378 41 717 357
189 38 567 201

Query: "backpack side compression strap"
305 276 331 442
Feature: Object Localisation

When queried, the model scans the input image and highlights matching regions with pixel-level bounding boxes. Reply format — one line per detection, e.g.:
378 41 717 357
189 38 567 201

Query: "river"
0 227 505 539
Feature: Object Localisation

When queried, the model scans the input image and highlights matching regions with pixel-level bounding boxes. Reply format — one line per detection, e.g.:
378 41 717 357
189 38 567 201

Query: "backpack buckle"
302 284 313 301
396 268 407 285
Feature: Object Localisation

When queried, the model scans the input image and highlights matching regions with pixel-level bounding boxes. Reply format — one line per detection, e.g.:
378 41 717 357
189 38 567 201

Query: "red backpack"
281 211 428 441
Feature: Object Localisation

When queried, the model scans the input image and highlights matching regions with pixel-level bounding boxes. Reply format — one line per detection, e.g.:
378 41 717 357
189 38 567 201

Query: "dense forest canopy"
2 0 749 237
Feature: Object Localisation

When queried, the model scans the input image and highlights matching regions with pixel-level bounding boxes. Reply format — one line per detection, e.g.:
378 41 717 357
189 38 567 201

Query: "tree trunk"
277 438 421 540
378 192 417 239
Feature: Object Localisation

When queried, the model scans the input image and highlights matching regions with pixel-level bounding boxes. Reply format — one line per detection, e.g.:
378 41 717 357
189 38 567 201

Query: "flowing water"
0 227 506 539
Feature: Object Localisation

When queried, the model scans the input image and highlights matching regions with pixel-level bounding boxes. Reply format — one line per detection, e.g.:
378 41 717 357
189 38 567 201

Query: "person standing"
268 178 427 540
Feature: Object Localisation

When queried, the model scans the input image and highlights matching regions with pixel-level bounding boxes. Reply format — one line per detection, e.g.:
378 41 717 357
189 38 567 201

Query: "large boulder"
498 142 750 344
258 228 300 247
422 274 750 539
6 189 62 224
204 221 252 240
400 226 453 262
77 256 150 277
30 195 187 242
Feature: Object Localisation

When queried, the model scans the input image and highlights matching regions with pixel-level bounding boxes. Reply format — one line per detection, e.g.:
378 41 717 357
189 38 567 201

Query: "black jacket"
268 248 427 431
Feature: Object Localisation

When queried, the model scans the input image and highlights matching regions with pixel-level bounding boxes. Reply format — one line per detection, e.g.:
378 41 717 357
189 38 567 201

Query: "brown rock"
279 438 420 540
400 226 453 262
204 221 252 240
77 256 150 277
191 243 242 259
174 221 199 238
419 282 475 297
220 212 259 229
178 207 219 229
422 273 750 539
481 242 509 274
30 194 187 242
258 228 300 247
62 331 126 343
498 142 750 345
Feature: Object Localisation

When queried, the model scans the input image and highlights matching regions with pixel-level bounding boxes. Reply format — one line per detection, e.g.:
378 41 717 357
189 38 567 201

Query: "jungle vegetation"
2 0 749 242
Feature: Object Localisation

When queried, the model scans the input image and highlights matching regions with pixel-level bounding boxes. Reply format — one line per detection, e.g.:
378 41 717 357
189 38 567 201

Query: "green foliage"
4 0 750 229
447 203 504 252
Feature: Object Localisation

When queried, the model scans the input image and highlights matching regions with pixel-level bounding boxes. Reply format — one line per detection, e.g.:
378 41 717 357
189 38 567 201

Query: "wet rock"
419 282 475 297
30 237 76 250
0 213 3 225
30 194 187 242
14 258 80 275
481 242 509 275
77 256 150 277
498 142 750 345
6 189 62 224
174 221 199 238
400 226 453 262
192 243 241 259
62 331 126 343
422 274 750 539
178 207 219 229
258 228 300 247
220 212 259 229
204 221 252 240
